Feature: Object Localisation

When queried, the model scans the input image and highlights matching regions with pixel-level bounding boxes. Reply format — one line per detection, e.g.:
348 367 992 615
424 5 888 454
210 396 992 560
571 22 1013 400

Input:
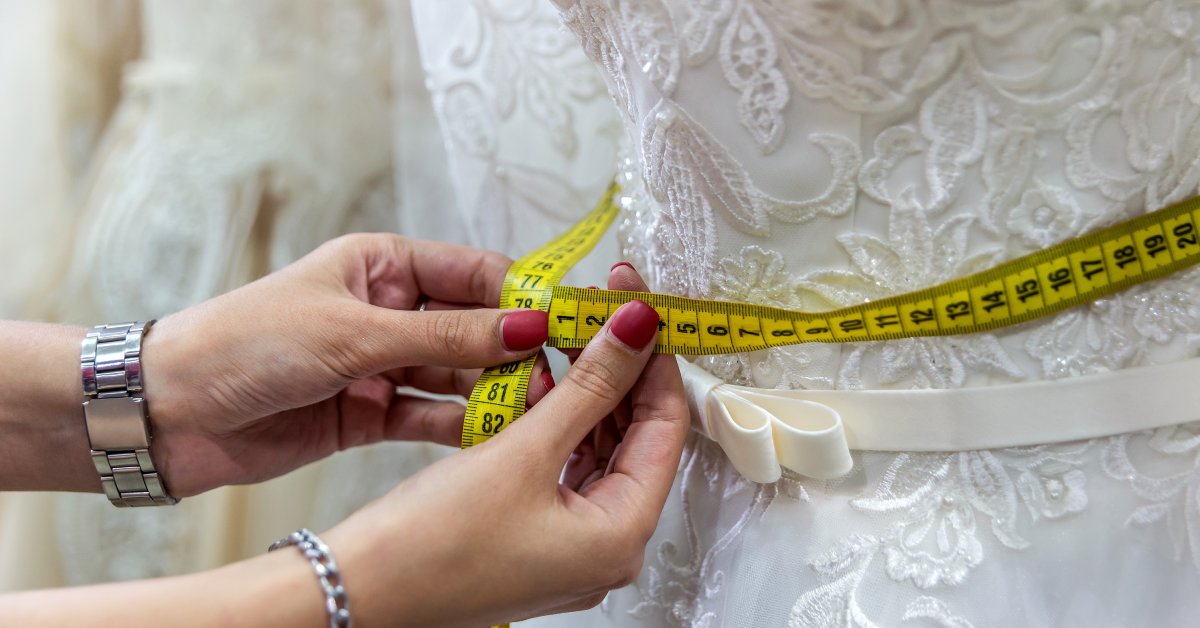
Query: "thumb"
351 306 549 373
503 300 661 463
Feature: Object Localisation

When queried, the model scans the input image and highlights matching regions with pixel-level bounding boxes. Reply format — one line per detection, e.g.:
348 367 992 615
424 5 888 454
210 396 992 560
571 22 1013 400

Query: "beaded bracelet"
269 528 352 627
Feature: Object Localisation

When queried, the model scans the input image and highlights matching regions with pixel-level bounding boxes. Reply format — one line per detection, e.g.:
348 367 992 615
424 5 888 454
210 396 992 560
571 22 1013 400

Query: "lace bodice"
410 1 1200 625
562 0 1200 394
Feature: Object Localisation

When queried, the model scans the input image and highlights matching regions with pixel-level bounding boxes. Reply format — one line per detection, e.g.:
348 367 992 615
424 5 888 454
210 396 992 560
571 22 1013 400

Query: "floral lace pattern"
1104 424 1200 573
555 0 1200 626
417 0 620 255
564 0 1200 384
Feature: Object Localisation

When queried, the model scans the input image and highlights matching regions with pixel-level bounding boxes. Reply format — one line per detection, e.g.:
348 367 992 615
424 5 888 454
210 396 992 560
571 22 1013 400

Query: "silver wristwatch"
81 321 178 507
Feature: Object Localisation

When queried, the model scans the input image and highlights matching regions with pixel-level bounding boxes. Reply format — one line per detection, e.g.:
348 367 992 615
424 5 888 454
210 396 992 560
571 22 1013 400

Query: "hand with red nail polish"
118 234 552 497
0 239 686 627
308 263 689 628
562 261 669 493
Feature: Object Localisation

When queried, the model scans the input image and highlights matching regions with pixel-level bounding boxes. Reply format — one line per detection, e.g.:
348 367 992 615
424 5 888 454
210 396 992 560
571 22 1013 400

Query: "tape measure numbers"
546 198 1200 351
465 185 1200 448
461 183 621 448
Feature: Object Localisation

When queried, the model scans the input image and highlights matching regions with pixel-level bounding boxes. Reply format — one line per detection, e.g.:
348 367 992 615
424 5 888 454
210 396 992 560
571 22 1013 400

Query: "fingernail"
501 310 548 351
608 300 659 349
585 285 598 290
611 261 635 273
526 368 556 409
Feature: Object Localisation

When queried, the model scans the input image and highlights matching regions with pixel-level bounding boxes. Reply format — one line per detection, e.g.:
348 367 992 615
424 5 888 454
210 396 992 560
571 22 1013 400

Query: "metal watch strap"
81 321 178 507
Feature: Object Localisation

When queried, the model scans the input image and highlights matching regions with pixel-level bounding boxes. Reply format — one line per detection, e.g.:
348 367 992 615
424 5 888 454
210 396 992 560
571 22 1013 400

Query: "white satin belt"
679 357 1200 483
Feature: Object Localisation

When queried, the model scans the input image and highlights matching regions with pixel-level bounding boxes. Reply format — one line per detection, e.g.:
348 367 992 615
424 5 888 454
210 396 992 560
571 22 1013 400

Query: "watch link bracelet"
80 321 178 507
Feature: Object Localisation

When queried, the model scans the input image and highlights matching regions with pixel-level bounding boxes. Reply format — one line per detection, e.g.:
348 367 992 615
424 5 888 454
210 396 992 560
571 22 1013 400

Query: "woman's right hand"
323 265 689 628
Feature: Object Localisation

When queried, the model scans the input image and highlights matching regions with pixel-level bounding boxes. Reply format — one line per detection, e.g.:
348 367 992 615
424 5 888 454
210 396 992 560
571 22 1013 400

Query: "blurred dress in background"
0 0 617 592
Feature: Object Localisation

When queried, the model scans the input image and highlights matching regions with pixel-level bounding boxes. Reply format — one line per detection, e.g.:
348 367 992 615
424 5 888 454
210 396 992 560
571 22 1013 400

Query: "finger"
319 235 511 309
401 238 513 307
562 438 598 491
354 306 548 372
580 262 688 519
613 402 633 438
582 352 687 512
593 414 621 471
385 353 553 402
607 262 645 292
383 394 468 446
500 299 661 466
579 441 621 493
420 299 484 312
389 365 480 397
524 353 556 408
607 264 642 438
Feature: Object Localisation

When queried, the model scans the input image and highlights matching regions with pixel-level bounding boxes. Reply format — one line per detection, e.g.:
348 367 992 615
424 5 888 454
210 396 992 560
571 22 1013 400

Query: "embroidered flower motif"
1129 268 1200 346
1103 423 1200 571
719 2 789 151
617 0 680 96
1017 466 1088 520
798 192 1022 389
746 343 840 391
1024 297 1137 378
880 487 984 589
714 245 804 308
710 245 842 390
631 438 780 627
1007 182 1083 248
855 454 995 589
793 444 1091 625
789 535 880 628
902 597 976 628
1010 444 1092 520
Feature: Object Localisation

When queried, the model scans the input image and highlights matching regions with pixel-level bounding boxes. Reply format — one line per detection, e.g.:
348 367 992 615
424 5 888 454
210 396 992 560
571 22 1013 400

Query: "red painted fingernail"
611 261 635 272
585 285 599 290
527 370 557 409
608 300 659 349
501 310 548 351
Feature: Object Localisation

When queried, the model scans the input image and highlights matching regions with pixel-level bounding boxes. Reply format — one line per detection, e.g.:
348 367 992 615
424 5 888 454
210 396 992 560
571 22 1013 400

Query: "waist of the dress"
680 356 1200 483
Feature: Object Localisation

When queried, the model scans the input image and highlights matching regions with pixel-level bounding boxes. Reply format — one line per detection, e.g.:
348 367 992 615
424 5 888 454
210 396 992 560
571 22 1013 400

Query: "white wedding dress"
414 0 1200 626
4 1 1200 626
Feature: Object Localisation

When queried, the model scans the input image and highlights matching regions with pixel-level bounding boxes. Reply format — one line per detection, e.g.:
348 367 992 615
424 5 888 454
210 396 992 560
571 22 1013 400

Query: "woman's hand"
1 261 689 628
323 264 690 627
141 234 557 497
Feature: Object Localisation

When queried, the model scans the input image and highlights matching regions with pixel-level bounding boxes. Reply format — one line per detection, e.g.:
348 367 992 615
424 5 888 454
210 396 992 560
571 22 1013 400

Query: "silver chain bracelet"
269 528 352 628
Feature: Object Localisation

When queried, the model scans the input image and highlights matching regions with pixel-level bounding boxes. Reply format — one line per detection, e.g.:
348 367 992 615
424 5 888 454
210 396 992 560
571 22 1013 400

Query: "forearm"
0 321 97 492
2 541 325 628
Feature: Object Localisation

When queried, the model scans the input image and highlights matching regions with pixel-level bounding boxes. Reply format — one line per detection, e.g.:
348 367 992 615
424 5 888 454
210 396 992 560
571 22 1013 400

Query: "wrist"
321 488 489 628
0 321 97 492
322 506 422 626
136 313 195 494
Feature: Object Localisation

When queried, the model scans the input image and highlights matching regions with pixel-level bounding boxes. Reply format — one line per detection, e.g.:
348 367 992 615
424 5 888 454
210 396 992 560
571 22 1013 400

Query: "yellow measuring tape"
466 182 1200 626
466 182 1200 447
